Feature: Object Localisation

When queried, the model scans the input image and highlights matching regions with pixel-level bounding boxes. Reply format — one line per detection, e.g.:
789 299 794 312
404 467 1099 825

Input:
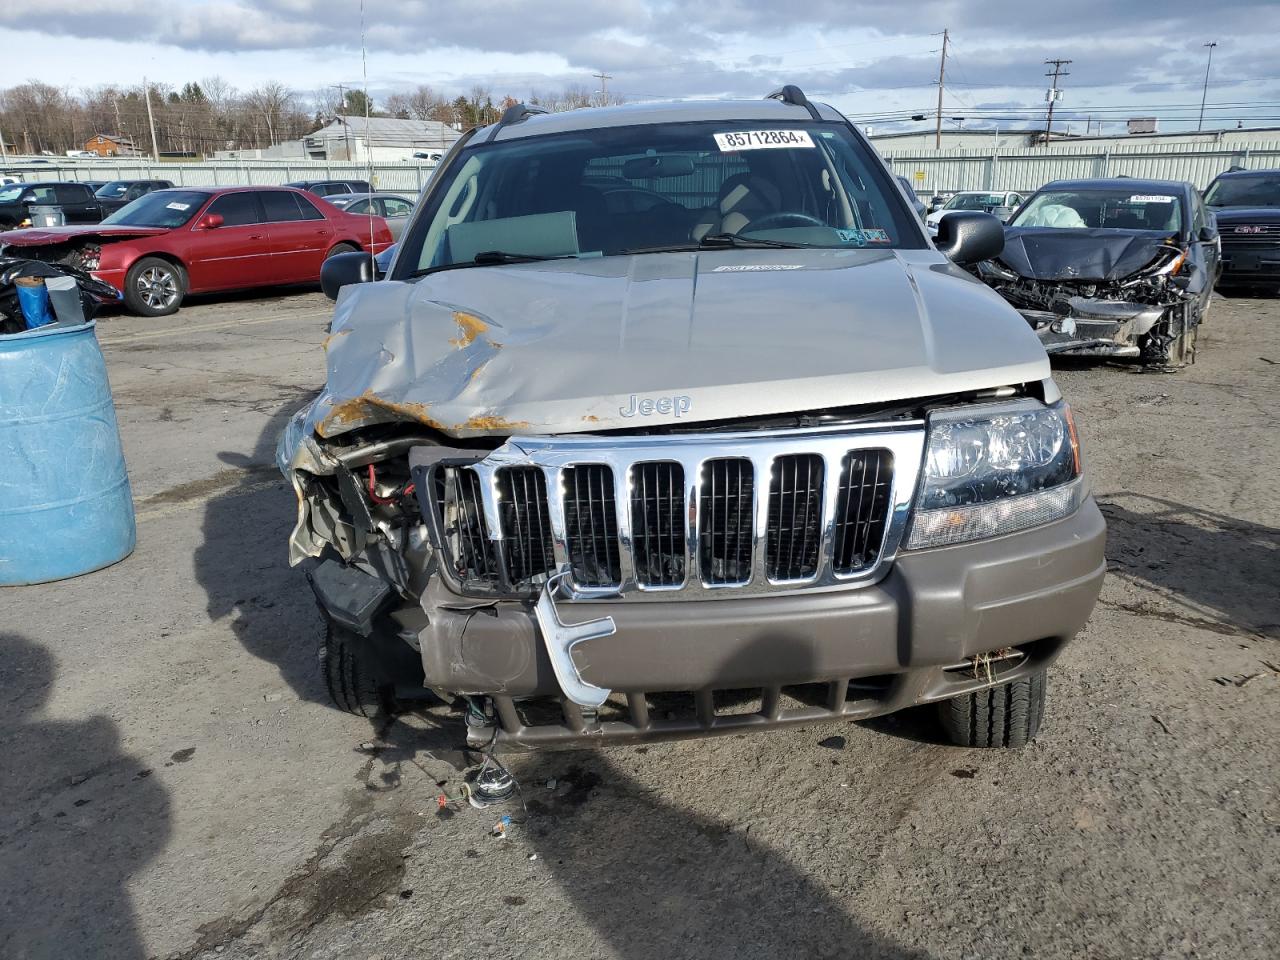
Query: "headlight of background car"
906 400 1083 549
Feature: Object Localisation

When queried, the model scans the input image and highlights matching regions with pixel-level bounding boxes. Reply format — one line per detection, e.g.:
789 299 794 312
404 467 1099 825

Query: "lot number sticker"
1129 195 1175 203
714 130 815 151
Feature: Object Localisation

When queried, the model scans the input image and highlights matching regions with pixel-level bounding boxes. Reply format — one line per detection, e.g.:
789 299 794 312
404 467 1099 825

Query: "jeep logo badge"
620 394 692 418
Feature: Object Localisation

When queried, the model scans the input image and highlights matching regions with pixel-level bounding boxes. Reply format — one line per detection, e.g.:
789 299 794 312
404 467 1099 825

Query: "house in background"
303 116 460 161
83 134 139 157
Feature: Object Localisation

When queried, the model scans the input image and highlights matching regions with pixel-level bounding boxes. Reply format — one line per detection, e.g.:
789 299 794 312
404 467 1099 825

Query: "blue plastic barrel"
0 321 135 585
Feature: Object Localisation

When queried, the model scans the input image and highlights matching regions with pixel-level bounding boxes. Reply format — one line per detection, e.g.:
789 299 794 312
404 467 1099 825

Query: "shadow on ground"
0 632 169 959
1099 492 1280 637
192 398 331 706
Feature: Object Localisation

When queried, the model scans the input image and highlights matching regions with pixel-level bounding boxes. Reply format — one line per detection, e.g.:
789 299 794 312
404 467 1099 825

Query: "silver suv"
280 87 1105 749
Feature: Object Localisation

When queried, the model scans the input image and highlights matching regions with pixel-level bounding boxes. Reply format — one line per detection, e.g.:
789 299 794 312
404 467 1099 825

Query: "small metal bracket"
533 570 617 708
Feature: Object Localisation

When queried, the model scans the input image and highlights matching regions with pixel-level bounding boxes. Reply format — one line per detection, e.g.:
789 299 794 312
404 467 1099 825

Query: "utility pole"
1043 58 1071 147
934 27 949 150
1198 42 1217 131
592 72 613 104
143 76 160 161
331 83 352 160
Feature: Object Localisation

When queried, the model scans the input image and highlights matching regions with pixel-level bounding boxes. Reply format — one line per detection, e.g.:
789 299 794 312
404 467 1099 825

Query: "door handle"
249 234 264 240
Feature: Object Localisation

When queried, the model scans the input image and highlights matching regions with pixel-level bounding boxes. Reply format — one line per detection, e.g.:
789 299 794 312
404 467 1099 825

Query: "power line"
1198 42 1218 131
1043 58 1071 146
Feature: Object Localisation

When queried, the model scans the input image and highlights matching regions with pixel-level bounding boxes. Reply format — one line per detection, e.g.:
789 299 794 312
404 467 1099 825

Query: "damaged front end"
977 236 1198 364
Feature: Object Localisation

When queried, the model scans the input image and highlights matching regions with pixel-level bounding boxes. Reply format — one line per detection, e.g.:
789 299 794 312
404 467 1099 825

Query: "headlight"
977 259 1019 282
906 399 1083 549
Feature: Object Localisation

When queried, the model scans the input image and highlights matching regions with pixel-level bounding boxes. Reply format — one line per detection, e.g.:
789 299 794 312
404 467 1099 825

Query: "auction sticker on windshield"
1129 195 1175 203
714 130 815 151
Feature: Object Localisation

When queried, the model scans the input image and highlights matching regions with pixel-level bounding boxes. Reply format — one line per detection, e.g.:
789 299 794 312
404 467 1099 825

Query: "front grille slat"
767 453 825 581
833 450 893 575
699 458 754 585
564 465 621 588
630 461 686 587
435 466 498 585
497 467 555 586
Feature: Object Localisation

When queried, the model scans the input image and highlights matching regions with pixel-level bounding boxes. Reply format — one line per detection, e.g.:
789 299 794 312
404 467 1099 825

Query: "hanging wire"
359 0 377 273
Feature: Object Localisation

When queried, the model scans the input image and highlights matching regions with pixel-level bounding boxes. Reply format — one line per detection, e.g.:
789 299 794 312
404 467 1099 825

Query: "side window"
54 184 90 203
27 186 56 203
260 190 304 222
345 199 371 214
206 192 264 226
124 184 147 201
383 198 412 218
317 183 344 197
292 193 326 220
1191 197 1205 235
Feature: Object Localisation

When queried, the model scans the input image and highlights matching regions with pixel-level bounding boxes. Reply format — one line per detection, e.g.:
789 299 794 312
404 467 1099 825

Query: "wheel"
938 670 1046 748
325 242 358 259
321 621 401 718
124 257 185 316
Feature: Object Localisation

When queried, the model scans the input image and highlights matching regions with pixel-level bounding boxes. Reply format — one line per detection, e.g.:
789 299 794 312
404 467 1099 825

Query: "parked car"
1203 168 1280 292
325 192 415 239
0 185 394 316
94 179 175 215
280 90 1104 751
80 180 110 193
926 190 1024 235
973 178 1218 365
286 179 373 198
894 175 927 219
0 181 104 229
927 192 954 213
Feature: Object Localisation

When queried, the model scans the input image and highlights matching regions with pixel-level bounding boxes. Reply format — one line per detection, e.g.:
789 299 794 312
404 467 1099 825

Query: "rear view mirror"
622 155 696 179
199 213 224 229
934 211 1005 265
320 250 376 300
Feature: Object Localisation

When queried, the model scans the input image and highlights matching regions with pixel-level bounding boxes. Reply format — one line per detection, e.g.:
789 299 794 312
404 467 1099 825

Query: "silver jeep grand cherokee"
279 87 1105 749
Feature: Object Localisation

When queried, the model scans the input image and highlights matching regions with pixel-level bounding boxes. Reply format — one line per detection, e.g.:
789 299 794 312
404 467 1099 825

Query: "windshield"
102 190 209 228
1010 189 1182 233
1204 175 1280 208
95 181 131 199
945 193 1005 210
0 185 25 203
397 119 922 275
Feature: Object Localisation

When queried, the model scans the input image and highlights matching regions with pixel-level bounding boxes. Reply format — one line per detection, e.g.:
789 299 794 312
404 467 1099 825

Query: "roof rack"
765 85 822 122
486 103 549 142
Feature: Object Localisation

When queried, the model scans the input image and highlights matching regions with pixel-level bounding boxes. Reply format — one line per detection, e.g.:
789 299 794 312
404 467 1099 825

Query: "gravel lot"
1 288 1277 960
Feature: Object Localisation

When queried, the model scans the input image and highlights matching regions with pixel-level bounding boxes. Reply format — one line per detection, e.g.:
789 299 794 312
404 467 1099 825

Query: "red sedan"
0 185 394 316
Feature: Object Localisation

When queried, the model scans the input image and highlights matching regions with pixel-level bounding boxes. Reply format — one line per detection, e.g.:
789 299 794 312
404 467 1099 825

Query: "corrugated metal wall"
881 140 1280 196
9 138 1280 198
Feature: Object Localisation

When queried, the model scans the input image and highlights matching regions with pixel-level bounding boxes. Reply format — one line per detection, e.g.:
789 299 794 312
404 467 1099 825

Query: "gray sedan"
324 192 415 240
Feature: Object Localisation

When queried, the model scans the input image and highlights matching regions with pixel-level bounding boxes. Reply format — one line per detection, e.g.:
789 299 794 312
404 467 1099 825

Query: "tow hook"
533 569 617 708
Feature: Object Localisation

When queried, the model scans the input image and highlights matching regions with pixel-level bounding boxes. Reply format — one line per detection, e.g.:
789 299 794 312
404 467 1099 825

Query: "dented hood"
999 228 1176 282
303 248 1048 442
0 225 171 246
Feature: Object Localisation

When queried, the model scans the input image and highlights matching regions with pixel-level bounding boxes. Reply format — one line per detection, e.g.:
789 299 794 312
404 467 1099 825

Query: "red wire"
365 463 415 504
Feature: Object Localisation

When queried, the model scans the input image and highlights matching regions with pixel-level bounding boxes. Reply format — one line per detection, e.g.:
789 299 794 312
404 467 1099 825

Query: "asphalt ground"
1 287 1277 960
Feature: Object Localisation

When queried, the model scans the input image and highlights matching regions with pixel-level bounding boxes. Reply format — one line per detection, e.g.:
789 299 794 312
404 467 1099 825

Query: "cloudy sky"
2 0 1279 133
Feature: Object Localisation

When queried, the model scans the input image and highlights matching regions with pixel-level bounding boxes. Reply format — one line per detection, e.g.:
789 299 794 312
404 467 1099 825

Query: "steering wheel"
744 212 826 231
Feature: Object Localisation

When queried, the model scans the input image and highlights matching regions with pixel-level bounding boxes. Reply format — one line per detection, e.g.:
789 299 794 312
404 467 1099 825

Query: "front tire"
938 671 1046 748
321 622 400 718
325 242 358 259
124 257 185 316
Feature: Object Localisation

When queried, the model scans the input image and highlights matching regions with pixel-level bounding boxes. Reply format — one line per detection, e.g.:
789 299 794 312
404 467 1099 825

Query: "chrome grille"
699 458 754 585
1222 223 1280 245
496 467 554 586
766 454 824 581
630 462 686 587
420 423 925 600
563 464 621 588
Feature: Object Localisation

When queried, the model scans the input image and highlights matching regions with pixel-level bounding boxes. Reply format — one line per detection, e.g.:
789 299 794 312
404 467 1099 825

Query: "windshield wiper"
411 250 576 278
621 234 814 255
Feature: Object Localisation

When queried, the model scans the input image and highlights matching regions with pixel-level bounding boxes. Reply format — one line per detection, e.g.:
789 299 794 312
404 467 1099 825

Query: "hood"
301 248 1049 443
999 227 1178 282
0 225 170 246
1210 207 1280 224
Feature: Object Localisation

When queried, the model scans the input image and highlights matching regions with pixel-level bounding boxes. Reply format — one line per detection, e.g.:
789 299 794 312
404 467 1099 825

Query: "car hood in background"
1210 207 1280 224
999 227 1177 282
299 248 1048 442
0 225 171 246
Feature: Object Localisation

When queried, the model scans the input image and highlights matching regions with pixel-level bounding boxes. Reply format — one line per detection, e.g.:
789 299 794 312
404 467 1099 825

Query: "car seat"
691 174 783 239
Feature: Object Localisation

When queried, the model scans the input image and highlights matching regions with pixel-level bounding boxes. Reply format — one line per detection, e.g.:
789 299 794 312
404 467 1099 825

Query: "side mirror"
935 211 1005 265
1198 225 1218 242
320 250 376 300
199 213 224 229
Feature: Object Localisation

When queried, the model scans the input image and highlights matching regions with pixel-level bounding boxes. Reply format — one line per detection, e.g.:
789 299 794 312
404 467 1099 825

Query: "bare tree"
243 81 296 146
